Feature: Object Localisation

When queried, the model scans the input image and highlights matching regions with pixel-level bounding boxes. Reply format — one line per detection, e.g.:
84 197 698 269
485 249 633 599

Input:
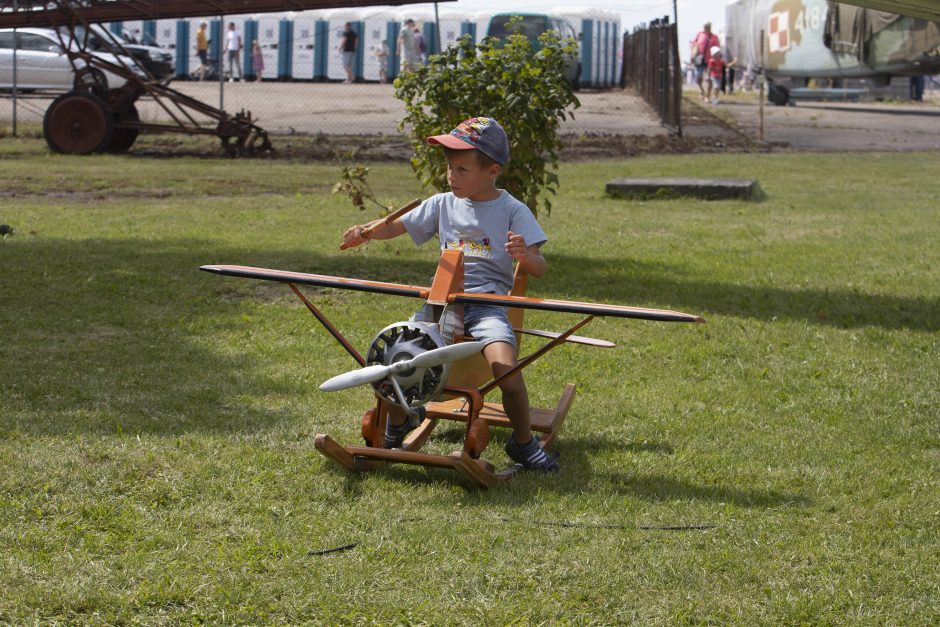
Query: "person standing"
193 21 209 80
707 46 726 104
226 22 243 82
376 40 389 84
339 22 358 84
413 24 427 64
251 40 264 81
690 22 720 102
397 18 419 74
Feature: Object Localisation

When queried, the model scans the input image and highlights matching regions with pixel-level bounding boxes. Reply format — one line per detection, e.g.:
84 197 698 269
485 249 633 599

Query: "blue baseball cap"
426 116 510 165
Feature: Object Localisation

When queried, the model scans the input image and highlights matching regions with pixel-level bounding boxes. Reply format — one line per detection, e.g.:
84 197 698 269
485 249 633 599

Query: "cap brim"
426 134 474 150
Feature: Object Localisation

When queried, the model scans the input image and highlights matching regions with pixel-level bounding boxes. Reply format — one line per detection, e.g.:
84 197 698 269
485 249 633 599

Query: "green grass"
0 143 938 624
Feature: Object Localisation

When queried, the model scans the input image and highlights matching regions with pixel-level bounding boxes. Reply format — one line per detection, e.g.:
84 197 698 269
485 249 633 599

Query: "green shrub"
394 26 580 216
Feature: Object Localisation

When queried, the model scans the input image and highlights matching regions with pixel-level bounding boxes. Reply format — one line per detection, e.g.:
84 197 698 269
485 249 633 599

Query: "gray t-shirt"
401 190 547 294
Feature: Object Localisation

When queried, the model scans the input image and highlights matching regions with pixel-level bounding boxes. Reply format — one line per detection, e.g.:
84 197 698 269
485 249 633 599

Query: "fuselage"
725 0 940 80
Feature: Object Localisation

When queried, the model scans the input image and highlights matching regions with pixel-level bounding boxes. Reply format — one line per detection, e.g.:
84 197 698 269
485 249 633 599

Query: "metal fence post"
12 0 17 136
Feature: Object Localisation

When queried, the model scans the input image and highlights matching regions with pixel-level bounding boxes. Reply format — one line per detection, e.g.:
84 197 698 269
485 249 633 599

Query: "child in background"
251 40 264 81
707 46 726 104
376 40 389 84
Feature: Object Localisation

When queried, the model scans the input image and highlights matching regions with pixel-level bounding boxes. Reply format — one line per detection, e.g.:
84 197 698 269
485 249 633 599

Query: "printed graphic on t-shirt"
446 228 493 259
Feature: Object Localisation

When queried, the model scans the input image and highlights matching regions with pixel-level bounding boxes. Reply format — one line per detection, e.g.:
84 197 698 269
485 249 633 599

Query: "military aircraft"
725 0 940 104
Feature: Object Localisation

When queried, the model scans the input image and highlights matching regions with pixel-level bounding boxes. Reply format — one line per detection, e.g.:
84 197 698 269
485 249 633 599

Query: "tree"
394 26 580 216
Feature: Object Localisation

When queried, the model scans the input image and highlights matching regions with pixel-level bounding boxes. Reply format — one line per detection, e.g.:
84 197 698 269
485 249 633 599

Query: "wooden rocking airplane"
200 199 704 486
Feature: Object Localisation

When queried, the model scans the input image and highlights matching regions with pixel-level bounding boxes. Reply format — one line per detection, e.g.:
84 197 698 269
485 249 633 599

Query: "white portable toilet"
437 9 466 52
154 19 176 50
474 11 492 43
290 10 320 79
360 7 397 81
119 19 144 44
555 7 605 87
600 11 620 86
254 12 285 79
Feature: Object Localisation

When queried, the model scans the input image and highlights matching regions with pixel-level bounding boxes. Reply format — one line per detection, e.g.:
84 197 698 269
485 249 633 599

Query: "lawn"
0 139 937 624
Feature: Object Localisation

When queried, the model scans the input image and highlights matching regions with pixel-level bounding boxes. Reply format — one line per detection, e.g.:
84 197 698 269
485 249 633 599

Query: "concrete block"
605 177 762 201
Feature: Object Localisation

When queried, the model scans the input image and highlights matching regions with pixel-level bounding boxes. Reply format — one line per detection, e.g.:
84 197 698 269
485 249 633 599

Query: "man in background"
339 22 358 84
226 22 243 82
397 18 419 74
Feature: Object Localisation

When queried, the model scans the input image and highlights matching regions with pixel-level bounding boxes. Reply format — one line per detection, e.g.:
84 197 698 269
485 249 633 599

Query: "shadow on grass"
547 253 938 333
0 238 439 438
1 238 933 441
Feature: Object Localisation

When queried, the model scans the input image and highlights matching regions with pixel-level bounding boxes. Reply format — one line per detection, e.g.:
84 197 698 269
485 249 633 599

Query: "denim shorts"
410 303 516 348
462 303 516 349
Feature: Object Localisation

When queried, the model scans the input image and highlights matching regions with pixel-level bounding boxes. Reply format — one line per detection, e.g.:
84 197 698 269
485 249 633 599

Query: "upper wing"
200 265 430 299
451 292 704 323
200 264 704 323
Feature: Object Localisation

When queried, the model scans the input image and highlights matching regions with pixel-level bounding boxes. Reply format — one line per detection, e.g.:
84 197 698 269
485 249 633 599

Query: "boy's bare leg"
484 341 532 444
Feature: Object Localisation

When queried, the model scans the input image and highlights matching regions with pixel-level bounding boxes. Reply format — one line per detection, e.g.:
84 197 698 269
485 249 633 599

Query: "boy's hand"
341 223 370 250
505 231 528 262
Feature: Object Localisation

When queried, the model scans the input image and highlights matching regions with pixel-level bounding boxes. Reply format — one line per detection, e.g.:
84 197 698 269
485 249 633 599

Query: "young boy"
340 116 559 473
707 46 726 105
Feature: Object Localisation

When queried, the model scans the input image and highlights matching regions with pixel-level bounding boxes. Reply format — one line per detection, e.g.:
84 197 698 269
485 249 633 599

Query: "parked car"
73 25 174 80
0 27 145 91
485 13 582 90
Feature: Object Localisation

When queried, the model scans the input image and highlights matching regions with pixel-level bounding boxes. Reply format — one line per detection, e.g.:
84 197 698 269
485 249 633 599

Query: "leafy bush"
394 26 580 215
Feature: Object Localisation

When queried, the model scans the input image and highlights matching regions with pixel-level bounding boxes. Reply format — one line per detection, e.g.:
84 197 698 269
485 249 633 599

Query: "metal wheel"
43 92 114 155
106 103 140 153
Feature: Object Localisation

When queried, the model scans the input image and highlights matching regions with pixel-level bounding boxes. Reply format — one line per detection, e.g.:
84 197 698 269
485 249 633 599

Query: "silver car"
0 27 139 91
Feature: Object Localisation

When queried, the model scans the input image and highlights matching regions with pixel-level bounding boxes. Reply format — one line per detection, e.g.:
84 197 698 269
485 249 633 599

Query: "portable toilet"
437 9 466 52
252 12 286 79
242 18 259 78
171 20 189 77
291 10 319 79
460 17 477 45
120 20 144 44
555 7 604 88
597 11 621 87
142 21 157 45
473 11 490 45
154 19 176 50
360 7 397 82
609 18 621 86
325 9 364 81
151 19 178 76
384 17 403 81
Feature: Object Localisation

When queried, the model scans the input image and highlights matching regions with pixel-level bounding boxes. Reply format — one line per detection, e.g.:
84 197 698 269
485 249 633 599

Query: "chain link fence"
1 9 677 143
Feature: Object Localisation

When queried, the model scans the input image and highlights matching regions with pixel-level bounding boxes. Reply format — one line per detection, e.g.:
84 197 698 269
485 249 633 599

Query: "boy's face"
444 150 501 201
